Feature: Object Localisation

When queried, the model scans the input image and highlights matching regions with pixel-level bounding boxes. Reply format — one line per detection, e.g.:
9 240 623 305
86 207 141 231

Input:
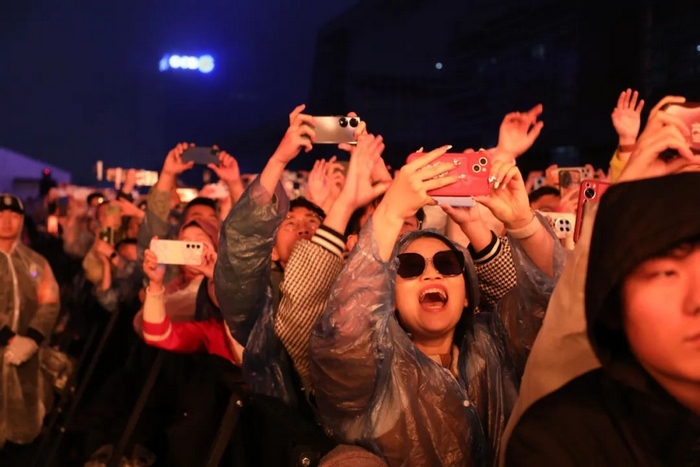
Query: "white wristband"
506 214 540 239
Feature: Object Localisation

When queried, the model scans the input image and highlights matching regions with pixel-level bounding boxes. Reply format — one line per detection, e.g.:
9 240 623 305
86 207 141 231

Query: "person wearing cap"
0 193 60 452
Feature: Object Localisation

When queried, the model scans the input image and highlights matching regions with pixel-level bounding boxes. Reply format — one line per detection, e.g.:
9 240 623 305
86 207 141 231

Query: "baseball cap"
0 194 24 215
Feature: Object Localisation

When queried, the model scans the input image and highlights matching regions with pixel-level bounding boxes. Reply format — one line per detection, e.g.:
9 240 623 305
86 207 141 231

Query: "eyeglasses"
396 250 464 279
280 215 322 233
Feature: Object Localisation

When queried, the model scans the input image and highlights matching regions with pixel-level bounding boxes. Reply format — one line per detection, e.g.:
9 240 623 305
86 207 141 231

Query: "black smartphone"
99 227 115 245
181 147 221 165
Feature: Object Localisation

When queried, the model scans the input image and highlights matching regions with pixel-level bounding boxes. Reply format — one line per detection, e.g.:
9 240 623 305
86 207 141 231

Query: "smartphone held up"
405 151 492 206
149 239 204 266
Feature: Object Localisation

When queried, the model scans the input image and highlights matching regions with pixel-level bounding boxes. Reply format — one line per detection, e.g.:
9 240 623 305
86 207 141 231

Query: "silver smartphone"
309 116 361 144
149 239 204 265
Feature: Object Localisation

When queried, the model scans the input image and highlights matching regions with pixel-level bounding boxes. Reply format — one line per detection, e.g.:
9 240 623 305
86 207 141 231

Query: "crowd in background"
0 90 698 467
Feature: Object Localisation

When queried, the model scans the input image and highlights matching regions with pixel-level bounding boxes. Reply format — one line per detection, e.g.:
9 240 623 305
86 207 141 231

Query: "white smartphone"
149 239 204 265
539 211 576 249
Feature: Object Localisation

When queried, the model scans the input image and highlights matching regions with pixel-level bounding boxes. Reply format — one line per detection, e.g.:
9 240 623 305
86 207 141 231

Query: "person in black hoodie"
505 170 700 466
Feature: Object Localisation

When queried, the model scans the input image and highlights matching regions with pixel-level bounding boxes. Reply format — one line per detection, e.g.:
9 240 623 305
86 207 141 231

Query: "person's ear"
271 246 280 262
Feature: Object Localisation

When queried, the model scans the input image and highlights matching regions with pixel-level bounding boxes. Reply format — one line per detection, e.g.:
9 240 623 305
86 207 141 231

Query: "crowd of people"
0 91 698 466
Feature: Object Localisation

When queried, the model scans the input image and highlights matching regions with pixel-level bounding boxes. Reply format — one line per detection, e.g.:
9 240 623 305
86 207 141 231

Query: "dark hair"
528 186 560 204
183 197 217 218
345 194 425 236
87 192 105 206
290 197 326 220
115 237 138 251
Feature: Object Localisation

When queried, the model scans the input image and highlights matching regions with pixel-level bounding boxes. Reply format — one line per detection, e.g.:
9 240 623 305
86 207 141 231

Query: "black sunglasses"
397 250 465 279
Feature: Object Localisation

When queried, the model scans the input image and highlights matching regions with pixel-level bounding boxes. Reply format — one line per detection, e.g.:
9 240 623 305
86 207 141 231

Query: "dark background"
2 0 699 186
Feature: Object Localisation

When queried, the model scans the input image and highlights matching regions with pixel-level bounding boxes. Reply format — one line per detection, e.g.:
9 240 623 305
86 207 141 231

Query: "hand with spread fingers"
612 88 645 147
475 161 532 230
618 105 698 183
496 104 544 162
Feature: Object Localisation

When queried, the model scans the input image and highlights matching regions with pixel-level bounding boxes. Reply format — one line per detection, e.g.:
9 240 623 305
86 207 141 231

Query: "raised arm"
214 105 316 345
137 143 193 260
277 132 388 391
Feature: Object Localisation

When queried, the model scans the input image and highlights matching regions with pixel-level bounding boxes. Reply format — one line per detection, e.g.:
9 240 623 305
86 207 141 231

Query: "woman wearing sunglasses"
310 147 564 467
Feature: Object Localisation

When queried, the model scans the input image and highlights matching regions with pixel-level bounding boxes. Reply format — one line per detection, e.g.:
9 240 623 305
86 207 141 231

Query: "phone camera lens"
479 157 488 166
349 117 359 128
472 164 481 173
584 188 596 199
338 117 348 128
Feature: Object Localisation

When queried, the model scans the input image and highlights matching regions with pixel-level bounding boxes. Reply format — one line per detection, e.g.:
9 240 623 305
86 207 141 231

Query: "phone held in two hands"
149 239 204 266
181 147 222 166
405 151 492 207
662 102 700 154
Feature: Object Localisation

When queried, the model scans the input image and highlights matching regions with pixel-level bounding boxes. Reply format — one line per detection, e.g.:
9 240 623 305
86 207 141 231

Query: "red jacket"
142 315 243 365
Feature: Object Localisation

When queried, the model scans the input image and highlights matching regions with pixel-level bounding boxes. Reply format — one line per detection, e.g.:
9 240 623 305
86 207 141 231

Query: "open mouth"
419 287 448 312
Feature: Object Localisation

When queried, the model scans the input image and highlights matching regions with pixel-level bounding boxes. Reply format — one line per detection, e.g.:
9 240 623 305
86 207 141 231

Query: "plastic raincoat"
214 179 298 405
0 233 60 445
309 215 565 466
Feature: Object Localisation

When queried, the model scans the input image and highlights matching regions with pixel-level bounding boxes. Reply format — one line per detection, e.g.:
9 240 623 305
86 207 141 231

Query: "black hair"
290 197 326 220
115 237 138 252
528 186 560 204
345 194 425 236
183 197 218 218
87 192 105 206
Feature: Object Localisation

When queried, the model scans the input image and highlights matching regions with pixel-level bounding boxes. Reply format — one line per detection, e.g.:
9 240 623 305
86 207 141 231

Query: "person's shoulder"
16 243 50 267
505 370 611 466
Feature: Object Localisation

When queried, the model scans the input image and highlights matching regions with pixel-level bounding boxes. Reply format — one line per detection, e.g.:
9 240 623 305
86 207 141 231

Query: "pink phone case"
405 152 491 200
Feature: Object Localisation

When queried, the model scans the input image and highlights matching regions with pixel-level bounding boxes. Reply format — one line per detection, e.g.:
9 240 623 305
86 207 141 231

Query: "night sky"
0 0 359 184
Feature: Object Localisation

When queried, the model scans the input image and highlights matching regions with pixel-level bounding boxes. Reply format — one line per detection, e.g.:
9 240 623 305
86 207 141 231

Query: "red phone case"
405 152 491 199
574 179 611 243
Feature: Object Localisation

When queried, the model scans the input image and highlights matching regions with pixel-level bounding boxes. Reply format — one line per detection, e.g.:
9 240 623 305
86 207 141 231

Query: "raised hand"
305 159 333 211
618 103 696 183
162 142 195 176
475 161 532 229
612 88 645 146
337 111 368 155
143 242 166 289
114 197 144 219
189 243 217 280
379 145 457 222
207 150 241 185
338 134 390 211
496 104 544 161
272 104 316 164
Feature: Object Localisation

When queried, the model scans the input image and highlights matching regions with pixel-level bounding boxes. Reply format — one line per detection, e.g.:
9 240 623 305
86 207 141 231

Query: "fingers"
628 89 639 110
650 95 686 119
206 163 222 176
289 104 306 124
527 103 543 119
488 161 517 189
423 174 461 192
616 90 626 110
338 142 354 153
404 145 453 172
527 121 544 141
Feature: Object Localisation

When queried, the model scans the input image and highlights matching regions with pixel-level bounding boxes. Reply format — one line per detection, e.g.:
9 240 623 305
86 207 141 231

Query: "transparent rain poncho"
0 237 60 446
309 215 565 466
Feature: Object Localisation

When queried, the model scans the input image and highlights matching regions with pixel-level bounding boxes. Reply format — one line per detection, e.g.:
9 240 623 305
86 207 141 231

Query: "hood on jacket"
397 229 481 347
585 173 700 379
180 218 220 252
